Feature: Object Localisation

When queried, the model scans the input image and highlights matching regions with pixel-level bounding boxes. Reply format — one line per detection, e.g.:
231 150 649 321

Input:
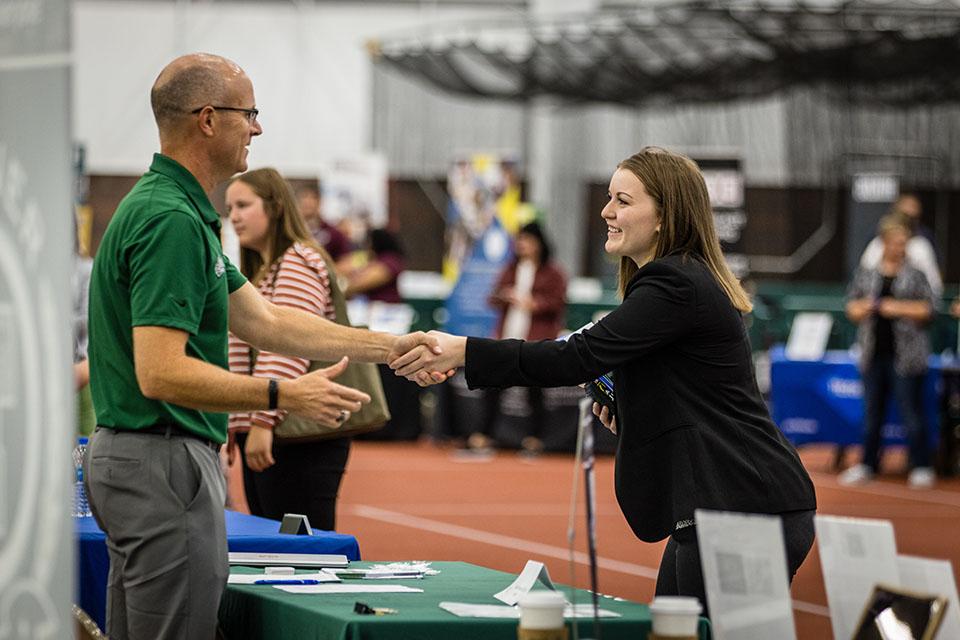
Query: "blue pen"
253 579 322 585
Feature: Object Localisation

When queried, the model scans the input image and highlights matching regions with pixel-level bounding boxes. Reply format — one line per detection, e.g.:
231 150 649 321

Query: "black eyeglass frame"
190 105 259 122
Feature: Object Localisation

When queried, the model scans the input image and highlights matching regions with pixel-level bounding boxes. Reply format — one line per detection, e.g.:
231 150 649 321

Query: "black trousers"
236 433 350 532
479 387 547 440
655 509 816 618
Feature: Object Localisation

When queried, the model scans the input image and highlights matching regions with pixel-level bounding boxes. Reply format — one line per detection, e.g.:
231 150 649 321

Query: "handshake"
388 330 467 386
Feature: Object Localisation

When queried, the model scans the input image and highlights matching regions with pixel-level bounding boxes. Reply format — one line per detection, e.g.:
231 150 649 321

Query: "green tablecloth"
219 561 711 640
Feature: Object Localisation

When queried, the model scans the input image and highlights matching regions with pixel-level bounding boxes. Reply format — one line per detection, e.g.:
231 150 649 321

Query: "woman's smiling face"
601 168 661 266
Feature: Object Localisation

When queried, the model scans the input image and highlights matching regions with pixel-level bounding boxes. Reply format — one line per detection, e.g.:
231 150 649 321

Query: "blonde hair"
229 168 323 284
615 147 752 313
877 212 912 239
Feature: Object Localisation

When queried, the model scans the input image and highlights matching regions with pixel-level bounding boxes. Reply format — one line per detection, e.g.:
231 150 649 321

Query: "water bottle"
72 436 92 518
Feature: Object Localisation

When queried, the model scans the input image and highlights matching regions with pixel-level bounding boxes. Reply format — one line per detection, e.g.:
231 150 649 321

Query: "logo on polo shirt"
215 256 225 278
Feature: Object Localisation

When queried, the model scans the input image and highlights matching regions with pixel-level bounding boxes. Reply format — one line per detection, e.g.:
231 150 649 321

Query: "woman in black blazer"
392 147 817 612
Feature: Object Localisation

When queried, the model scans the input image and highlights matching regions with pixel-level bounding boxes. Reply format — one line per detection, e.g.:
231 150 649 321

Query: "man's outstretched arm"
227 281 441 364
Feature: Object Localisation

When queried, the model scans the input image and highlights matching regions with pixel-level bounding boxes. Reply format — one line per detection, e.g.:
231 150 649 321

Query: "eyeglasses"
190 105 259 123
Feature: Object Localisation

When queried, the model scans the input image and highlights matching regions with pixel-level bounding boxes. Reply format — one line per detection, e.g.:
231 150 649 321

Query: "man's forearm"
140 355 275 413
249 305 398 364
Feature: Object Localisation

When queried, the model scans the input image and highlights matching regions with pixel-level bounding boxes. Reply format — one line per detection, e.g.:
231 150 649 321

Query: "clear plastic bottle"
72 436 92 518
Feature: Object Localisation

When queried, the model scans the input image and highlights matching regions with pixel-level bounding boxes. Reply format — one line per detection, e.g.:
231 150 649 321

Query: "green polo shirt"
88 154 246 443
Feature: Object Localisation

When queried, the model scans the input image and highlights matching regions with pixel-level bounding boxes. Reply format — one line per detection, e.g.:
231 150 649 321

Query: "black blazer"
466 254 816 542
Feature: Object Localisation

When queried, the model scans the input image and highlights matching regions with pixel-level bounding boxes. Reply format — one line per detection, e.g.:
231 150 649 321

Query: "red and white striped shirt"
228 243 336 432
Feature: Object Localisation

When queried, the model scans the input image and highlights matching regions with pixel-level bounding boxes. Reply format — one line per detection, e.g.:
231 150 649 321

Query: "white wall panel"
74 1 514 174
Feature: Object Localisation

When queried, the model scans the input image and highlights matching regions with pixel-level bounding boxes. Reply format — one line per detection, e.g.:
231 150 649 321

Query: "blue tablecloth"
770 346 942 446
76 509 360 631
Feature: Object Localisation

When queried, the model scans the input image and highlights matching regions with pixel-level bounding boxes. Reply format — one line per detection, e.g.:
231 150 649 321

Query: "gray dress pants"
85 428 227 640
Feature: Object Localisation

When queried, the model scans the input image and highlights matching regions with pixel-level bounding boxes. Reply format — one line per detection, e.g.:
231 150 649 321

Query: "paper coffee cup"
649 596 702 638
518 591 567 630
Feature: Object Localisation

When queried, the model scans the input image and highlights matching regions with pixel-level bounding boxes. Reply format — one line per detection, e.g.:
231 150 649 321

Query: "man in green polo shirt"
85 53 442 640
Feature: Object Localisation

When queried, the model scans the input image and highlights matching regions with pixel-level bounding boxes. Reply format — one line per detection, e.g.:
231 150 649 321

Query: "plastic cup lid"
649 596 702 615
519 591 567 608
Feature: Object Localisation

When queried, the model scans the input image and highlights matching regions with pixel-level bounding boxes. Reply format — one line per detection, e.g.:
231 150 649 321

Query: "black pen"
253 579 322 585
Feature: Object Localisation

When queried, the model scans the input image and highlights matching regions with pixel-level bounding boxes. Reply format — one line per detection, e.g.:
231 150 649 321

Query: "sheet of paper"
493 560 561 605
816 515 899 640
275 584 423 594
897 555 960 640
227 571 339 584
227 551 349 568
696 510 796 640
785 312 833 361
439 602 621 619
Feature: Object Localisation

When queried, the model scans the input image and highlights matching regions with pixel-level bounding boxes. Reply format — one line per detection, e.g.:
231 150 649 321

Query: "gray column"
0 0 74 635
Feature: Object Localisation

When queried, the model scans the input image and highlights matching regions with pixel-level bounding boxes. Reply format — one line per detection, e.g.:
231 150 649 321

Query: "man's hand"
387 331 442 364
389 330 466 385
245 425 276 472
281 357 369 426
592 402 617 435
951 298 960 319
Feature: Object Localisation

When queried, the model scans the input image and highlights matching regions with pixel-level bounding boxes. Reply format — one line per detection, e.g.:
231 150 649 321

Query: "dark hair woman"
392 147 817 616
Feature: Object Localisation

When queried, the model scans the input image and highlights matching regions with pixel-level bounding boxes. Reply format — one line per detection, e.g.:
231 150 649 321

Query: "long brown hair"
614 147 752 313
229 168 322 284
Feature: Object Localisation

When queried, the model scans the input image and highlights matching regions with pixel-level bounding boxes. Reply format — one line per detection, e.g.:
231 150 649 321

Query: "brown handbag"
256 247 391 442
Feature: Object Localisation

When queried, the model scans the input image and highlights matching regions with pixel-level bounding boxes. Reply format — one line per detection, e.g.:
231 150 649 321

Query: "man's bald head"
150 53 246 131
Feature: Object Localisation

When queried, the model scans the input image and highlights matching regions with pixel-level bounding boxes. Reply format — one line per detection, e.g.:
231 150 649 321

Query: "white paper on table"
493 561 561 605
227 571 339 584
785 312 833 361
816 514 899 640
695 510 796 640
896 555 960 640
367 561 440 576
275 584 423 594
439 602 621 619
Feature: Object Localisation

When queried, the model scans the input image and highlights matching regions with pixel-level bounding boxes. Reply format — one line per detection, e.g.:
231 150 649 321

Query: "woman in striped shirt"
225 168 350 531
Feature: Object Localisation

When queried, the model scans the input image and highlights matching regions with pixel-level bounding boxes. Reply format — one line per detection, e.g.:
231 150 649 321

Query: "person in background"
73 254 93 391
84 53 441 640
296 183 351 262
226 168 352 531
841 214 937 488
343 228 405 303
466 221 567 455
894 193 937 252
859 194 942 298
392 147 817 616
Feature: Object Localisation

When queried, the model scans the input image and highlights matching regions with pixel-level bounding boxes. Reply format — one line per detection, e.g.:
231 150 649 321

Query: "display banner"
443 155 526 337
320 153 388 229
697 157 748 278
0 0 74 635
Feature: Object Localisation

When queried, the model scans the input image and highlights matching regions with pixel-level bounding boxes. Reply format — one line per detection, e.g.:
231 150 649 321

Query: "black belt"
97 423 221 452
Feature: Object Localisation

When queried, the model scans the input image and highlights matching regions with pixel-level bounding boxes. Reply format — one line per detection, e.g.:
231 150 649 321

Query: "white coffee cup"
518 591 567 630
648 596 702 638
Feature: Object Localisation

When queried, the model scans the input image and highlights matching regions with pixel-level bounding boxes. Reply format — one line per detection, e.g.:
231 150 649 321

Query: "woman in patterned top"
842 213 938 489
225 168 350 530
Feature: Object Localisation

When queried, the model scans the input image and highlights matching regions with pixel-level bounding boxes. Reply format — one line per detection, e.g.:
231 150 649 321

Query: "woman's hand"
245 425 276 472
845 298 874 324
389 331 464 385
592 402 617 435
226 429 239 466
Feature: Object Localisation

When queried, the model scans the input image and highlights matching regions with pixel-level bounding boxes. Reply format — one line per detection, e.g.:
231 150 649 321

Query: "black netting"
374 0 960 106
